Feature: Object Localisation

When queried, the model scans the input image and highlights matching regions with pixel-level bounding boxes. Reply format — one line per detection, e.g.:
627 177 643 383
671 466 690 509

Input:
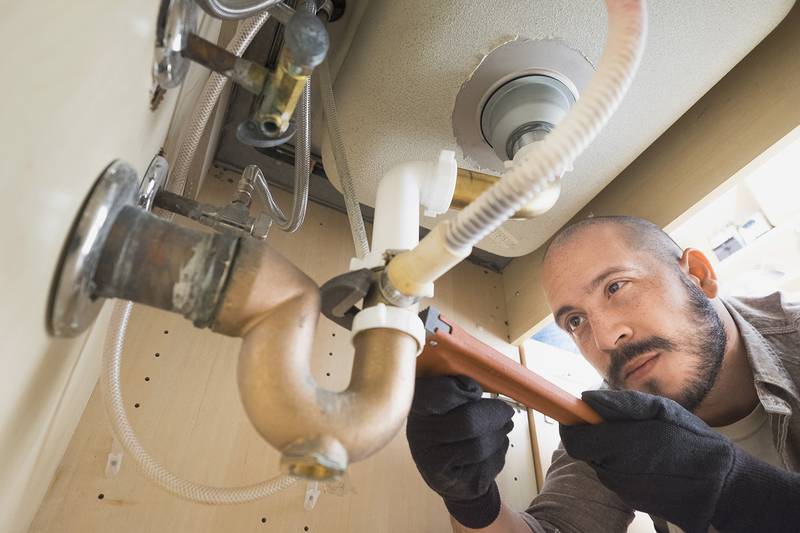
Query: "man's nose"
591 313 633 352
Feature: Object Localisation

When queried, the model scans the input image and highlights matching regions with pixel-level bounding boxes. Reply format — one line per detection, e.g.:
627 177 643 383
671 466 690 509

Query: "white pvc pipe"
358 151 456 270
372 163 424 254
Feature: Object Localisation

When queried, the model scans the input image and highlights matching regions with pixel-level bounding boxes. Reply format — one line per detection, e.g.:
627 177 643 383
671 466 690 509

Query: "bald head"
544 216 683 270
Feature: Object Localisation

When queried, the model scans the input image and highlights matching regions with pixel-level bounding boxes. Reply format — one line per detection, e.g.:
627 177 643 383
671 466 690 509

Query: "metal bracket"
418 306 453 337
47 155 168 337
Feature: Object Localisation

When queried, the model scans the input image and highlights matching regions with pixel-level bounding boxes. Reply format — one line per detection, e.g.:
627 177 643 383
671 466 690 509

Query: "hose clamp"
378 269 423 307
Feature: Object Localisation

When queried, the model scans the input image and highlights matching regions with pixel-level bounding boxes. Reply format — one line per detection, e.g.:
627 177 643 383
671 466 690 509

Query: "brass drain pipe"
94 207 419 480
451 167 561 219
214 239 418 479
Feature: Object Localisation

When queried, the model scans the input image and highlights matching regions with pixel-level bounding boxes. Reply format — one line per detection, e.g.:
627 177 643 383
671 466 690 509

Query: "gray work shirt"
520 292 800 533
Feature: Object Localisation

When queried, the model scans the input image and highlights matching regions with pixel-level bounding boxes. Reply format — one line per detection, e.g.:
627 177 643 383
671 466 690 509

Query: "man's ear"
678 248 719 298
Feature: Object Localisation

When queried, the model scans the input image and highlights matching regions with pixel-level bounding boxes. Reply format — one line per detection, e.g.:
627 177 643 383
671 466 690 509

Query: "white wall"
0 3 220 531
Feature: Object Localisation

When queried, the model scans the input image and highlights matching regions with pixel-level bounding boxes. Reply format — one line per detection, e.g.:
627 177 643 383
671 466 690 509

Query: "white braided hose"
168 10 271 199
100 300 296 504
319 59 370 258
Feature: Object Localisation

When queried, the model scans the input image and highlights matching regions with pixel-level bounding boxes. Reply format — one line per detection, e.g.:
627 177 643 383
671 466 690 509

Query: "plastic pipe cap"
351 303 426 355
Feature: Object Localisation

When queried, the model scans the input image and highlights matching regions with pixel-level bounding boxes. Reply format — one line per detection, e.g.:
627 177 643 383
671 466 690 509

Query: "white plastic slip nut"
351 303 426 355
349 253 385 271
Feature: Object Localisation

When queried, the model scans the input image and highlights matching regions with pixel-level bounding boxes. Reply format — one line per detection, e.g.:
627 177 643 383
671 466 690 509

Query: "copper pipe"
214 239 418 479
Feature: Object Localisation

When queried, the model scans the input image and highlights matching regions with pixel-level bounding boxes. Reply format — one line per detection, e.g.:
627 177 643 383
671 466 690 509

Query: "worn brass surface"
215 239 418 470
93 206 237 328
93 213 416 475
255 49 309 136
452 167 543 220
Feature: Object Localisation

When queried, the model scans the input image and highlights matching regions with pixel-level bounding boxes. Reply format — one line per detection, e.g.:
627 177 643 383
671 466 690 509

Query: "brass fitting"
451 167 559 220
59 159 419 481
179 4 329 139
93 205 237 328
255 7 329 137
85 170 417 481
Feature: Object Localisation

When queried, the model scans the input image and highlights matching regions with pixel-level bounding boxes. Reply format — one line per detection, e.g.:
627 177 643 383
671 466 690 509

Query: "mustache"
607 336 677 386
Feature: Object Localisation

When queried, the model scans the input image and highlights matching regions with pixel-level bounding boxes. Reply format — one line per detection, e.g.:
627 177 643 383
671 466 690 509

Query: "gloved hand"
406 375 514 529
559 389 800 533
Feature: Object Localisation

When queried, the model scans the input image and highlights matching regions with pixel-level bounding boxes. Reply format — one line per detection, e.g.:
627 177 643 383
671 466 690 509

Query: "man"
406 216 800 532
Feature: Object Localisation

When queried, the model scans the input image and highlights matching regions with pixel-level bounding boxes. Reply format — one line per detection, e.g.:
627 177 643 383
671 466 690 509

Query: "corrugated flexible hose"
444 0 647 251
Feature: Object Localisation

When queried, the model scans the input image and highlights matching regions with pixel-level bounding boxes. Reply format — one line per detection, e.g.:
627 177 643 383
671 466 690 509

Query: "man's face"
541 224 727 411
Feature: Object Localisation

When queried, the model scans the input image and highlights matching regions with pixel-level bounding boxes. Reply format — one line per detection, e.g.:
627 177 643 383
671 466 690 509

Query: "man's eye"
566 315 584 332
607 281 626 295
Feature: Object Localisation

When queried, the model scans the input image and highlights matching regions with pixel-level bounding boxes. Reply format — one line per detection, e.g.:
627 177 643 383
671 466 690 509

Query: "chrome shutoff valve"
154 166 272 239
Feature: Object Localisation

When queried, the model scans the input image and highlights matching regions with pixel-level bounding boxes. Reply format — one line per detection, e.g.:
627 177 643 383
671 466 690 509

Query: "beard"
605 276 727 412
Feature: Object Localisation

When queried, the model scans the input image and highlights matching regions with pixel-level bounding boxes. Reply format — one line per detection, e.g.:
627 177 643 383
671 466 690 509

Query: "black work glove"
406 375 514 529
560 389 800 533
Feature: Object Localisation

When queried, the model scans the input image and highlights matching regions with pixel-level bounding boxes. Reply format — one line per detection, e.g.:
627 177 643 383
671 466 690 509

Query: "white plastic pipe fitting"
351 302 426 356
348 151 457 372
350 150 457 271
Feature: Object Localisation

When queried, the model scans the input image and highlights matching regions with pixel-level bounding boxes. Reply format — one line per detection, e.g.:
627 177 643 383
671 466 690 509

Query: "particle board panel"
30 171 537 532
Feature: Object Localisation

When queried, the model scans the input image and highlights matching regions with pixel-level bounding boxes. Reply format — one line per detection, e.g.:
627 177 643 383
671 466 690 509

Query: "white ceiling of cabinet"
319 0 794 257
